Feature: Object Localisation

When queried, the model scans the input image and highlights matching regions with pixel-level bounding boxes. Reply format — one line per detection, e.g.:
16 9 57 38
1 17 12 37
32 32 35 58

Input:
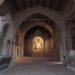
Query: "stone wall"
0 6 68 64
66 14 75 69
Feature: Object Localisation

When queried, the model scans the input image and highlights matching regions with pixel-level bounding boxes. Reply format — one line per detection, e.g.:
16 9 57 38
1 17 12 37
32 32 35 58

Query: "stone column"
66 23 72 51
0 16 8 55
65 22 72 66
0 16 3 35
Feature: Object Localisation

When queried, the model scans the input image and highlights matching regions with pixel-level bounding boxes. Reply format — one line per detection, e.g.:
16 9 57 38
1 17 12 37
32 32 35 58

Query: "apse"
32 36 44 56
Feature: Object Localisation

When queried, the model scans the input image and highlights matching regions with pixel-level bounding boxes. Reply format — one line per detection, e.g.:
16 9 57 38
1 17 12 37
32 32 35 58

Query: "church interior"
0 0 75 75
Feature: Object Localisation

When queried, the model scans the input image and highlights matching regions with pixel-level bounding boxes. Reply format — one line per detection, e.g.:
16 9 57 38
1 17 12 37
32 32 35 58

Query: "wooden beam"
23 0 28 8
55 0 63 11
29 0 33 7
6 0 17 12
49 0 55 9
21 0 27 9
14 0 23 10
52 0 59 10
42 0 46 6
45 0 50 7
26 0 30 8
6 0 69 12
12 0 19 11
61 0 71 11
36 0 40 5
32 0 37 6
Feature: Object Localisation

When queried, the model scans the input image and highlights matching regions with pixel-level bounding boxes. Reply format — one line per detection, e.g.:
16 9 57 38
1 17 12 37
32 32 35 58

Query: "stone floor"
0 63 75 75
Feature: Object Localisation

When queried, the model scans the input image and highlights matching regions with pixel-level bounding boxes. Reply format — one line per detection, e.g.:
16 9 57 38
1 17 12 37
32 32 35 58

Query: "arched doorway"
13 13 62 63
0 1 68 65
23 25 61 62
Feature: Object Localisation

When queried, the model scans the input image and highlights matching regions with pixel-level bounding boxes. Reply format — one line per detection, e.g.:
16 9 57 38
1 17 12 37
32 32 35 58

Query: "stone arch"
22 21 54 38
14 6 66 33
22 23 61 61
13 18 63 62
12 6 67 63
13 7 66 49
20 20 61 57
0 23 10 55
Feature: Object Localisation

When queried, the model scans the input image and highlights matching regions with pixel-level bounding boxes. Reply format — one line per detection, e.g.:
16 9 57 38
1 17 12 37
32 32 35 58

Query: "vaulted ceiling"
5 0 71 12
0 0 74 16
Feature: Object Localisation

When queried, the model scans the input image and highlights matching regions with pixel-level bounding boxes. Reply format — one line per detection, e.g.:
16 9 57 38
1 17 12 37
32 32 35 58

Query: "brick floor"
0 63 75 75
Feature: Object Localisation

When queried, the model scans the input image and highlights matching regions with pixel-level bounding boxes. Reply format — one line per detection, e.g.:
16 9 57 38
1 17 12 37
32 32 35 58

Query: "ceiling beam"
29 0 33 7
12 0 19 11
49 0 55 9
14 0 23 10
61 0 71 11
5 0 70 13
26 0 30 8
45 0 50 7
6 0 17 12
55 0 63 11
36 0 40 5
42 0 46 6
52 0 59 10
21 0 26 9
32 0 37 6
23 0 28 8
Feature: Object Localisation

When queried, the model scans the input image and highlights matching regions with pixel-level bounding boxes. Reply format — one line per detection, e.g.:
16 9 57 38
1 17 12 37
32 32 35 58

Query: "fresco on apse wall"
32 36 44 56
